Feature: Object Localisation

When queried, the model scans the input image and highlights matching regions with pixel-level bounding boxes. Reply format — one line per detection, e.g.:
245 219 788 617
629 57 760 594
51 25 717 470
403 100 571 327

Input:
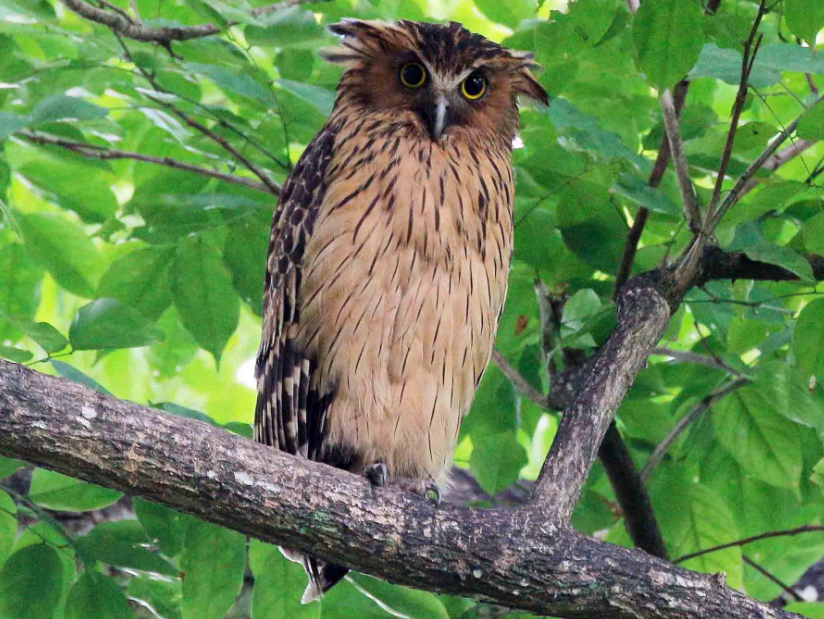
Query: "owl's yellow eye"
400 63 427 88
461 73 487 100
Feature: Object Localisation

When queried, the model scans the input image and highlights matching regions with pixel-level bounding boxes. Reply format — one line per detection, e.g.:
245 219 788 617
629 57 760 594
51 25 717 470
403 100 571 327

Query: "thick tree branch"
18 131 272 193
0 360 802 619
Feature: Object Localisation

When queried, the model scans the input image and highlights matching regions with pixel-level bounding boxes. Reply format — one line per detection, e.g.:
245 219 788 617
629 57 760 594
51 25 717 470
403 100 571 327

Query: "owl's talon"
424 483 441 505
364 463 387 488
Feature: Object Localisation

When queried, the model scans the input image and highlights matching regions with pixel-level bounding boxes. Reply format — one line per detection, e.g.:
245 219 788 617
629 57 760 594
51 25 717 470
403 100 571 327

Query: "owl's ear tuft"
515 71 549 106
321 20 393 66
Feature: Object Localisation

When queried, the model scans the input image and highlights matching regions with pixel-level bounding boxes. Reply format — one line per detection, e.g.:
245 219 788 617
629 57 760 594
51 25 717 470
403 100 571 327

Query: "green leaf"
794 298 824 379
798 100 824 141
612 173 680 215
0 456 24 480
97 247 174 322
0 544 64 619
65 571 133 619
632 0 705 90
180 520 245 619
474 0 535 28
276 79 335 117
785 0 824 44
785 602 824 619
69 298 164 351
690 43 781 88
184 63 275 107
171 240 239 365
79 521 179 577
0 243 42 340
245 6 324 47
126 575 182 619
802 211 824 255
812 457 824 488
0 113 27 140
50 360 111 395
31 95 108 125
0 490 17 567
0 345 32 363
29 469 122 512
250 544 318 619
22 321 68 354
713 388 804 490
348 575 450 619
134 498 189 557
470 431 528 496
743 243 814 282
18 213 102 298
224 220 268 315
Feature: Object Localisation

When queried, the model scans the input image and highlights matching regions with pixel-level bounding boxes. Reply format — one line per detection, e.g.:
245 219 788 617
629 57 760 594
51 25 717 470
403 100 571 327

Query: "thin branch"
737 139 816 199
708 90 824 231
0 359 802 619
61 0 332 44
660 89 702 233
708 0 766 215
18 131 271 193
60 0 221 42
675 526 824 564
490 350 548 409
640 378 749 482
744 557 805 603
651 347 741 375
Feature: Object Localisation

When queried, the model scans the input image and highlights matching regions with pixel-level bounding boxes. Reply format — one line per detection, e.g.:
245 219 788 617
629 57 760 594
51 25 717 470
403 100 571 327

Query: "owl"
254 19 547 602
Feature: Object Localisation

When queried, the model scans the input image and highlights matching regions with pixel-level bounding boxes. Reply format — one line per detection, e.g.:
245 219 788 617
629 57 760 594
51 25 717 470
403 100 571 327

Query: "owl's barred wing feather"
254 123 346 604
254 125 337 457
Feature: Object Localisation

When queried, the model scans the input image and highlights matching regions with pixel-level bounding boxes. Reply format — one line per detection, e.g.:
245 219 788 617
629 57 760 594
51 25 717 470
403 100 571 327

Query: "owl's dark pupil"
401 64 424 86
464 74 484 96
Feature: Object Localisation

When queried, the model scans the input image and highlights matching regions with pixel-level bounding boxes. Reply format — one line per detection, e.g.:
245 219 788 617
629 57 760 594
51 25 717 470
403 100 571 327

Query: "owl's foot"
424 482 441 506
364 462 387 488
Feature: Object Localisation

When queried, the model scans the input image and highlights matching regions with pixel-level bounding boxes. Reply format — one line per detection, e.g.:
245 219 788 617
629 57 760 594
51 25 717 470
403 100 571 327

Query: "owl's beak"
421 96 450 141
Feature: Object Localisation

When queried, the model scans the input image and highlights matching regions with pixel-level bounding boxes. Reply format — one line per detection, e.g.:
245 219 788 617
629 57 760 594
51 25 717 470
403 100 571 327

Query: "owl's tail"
280 548 349 603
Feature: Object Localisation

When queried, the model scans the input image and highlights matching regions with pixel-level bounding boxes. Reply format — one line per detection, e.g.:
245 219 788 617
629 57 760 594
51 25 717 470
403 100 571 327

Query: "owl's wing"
254 125 338 460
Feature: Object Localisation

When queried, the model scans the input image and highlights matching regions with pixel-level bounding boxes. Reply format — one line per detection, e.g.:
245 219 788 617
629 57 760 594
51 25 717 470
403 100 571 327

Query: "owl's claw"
424 482 441 506
364 463 387 488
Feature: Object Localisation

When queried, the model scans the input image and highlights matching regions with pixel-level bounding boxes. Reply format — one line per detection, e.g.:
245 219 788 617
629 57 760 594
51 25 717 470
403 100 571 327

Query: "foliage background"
1 0 824 617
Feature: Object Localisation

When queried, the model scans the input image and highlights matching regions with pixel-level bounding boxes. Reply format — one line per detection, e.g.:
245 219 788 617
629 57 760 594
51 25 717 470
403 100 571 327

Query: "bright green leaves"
632 0 705 90
79 521 179 577
28 470 123 512
64 572 133 619
470 431 528 496
0 544 64 619
0 491 17 567
17 213 102 298
713 387 804 490
180 520 245 619
96 247 174 322
134 498 189 557
798 100 824 141
794 299 824 380
171 240 239 366
249 540 318 619
474 0 535 28
31 95 108 125
784 0 824 44
69 298 164 351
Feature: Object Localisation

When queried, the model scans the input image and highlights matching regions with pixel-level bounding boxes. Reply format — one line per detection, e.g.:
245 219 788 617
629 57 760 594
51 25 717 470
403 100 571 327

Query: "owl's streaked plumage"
254 19 547 602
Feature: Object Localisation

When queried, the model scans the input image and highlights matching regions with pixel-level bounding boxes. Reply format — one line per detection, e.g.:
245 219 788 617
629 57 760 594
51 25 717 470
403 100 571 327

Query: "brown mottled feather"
254 18 546 603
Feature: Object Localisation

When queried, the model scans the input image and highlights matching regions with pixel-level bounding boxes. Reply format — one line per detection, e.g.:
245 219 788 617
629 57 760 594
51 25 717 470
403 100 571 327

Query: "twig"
490 350 547 409
674 526 824 563
61 0 332 44
708 1 766 215
61 0 221 42
743 557 804 603
737 139 816 199
640 378 749 482
660 89 702 233
708 91 824 231
651 348 741 375
18 131 271 193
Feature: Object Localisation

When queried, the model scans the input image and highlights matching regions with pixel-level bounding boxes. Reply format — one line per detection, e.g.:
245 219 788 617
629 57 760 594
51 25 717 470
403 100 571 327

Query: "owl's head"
322 20 548 143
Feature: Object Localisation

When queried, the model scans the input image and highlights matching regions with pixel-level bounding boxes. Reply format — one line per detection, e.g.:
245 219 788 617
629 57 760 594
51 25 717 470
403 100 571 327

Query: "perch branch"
0 359 803 619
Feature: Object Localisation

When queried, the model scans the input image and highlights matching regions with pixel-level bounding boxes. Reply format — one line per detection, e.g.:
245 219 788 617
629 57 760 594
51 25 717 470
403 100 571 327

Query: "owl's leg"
364 462 387 487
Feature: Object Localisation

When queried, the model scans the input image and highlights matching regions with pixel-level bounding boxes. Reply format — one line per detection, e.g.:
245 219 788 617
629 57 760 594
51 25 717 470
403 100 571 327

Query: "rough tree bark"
1 247 818 619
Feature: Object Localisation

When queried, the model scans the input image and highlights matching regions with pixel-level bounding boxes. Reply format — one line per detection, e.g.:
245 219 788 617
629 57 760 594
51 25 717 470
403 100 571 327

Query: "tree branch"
675 526 824 564
0 360 803 619
60 0 332 44
18 131 272 193
660 89 702 233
